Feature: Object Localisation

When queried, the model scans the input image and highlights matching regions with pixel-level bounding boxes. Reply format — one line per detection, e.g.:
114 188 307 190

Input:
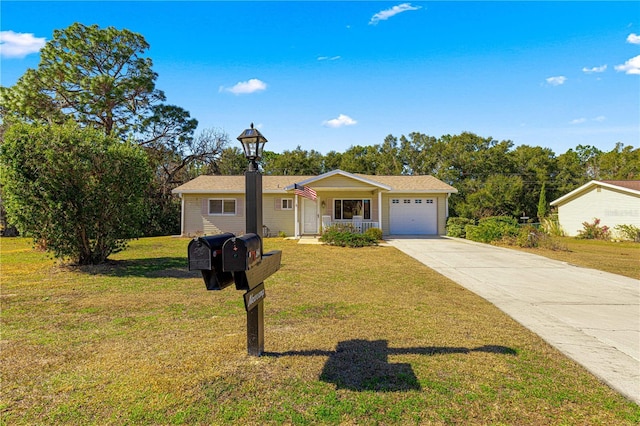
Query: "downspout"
446 193 450 219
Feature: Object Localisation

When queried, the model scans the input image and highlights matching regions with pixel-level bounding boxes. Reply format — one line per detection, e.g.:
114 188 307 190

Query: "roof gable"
284 170 392 191
551 180 640 206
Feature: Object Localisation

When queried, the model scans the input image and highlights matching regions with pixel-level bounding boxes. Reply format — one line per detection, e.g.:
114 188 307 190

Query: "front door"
302 197 318 234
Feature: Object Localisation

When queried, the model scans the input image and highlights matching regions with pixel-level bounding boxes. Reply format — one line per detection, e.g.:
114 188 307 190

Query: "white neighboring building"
550 180 640 237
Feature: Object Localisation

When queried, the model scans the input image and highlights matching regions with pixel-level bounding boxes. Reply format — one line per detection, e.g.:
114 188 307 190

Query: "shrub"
576 218 610 240
516 225 540 248
320 224 378 247
1 122 151 265
541 216 565 237
364 227 383 241
446 217 474 238
465 216 520 243
510 226 568 251
614 224 640 242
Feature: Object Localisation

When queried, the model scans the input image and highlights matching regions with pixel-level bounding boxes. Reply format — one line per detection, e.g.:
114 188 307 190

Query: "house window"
426 199 434 204
334 199 371 220
209 199 236 215
403 199 411 204
415 199 422 204
281 198 293 210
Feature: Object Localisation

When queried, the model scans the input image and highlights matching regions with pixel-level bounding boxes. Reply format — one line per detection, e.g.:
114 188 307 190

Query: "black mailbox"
188 233 235 290
222 233 262 272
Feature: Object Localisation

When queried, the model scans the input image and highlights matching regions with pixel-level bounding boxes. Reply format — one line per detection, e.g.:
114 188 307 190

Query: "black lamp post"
237 123 268 355
188 124 280 357
237 123 267 238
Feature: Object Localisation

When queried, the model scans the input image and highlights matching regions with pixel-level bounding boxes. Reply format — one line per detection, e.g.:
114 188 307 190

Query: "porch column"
180 196 185 236
294 193 300 237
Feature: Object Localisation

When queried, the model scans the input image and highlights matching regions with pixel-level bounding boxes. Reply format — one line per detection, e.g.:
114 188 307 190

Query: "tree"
374 135 404 175
322 151 343 173
215 147 249 175
262 146 324 175
457 174 524 219
537 182 548 222
554 149 585 197
509 145 557 219
433 132 514 217
598 143 639 180
339 145 379 174
1 23 163 136
0 23 226 236
399 132 441 175
1 122 151 264
575 144 602 179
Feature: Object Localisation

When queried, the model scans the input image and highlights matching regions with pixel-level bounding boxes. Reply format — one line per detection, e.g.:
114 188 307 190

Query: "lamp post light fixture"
237 123 267 171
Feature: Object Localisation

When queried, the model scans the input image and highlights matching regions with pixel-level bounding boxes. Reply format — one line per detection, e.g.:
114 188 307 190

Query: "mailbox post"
237 123 269 356
187 124 280 357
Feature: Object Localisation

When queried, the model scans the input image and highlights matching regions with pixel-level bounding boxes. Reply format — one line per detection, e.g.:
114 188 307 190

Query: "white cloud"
220 78 267 95
582 65 607 73
626 33 640 44
369 3 421 25
545 76 567 86
615 55 640 75
570 116 606 125
322 114 357 128
0 30 46 58
317 55 341 61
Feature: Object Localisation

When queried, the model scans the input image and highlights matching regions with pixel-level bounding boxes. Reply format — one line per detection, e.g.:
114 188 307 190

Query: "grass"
504 237 639 280
1 236 639 425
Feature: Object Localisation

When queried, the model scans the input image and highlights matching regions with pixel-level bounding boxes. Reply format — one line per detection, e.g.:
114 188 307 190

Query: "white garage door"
390 198 438 235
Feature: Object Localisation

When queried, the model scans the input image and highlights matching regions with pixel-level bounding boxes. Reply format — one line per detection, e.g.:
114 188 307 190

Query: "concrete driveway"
385 236 640 405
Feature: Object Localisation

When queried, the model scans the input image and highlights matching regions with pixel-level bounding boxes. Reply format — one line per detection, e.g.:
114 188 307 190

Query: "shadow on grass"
265 339 517 392
76 257 196 278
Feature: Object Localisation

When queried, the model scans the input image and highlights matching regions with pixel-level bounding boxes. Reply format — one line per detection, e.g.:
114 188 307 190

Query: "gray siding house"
172 170 457 237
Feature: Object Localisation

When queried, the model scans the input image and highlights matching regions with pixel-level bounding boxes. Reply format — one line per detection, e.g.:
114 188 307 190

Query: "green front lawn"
1 236 638 424
507 237 639 279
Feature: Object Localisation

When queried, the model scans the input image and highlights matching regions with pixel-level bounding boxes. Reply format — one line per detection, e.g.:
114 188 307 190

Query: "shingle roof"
602 180 640 191
172 170 457 194
172 175 310 193
357 174 457 192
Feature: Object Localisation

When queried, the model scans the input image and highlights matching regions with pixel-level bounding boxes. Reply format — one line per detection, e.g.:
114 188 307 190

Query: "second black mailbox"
222 233 262 272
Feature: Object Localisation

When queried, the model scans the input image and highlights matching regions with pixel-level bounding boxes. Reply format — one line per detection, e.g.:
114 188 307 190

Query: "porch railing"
321 216 379 234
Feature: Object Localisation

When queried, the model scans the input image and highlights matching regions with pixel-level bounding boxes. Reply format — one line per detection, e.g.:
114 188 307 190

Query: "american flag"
293 183 317 201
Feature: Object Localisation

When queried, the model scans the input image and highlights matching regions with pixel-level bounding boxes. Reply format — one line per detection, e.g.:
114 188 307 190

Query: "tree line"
1 23 637 264
214 135 638 220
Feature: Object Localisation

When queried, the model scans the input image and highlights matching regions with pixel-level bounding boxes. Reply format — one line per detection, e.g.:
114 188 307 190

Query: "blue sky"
1 1 639 156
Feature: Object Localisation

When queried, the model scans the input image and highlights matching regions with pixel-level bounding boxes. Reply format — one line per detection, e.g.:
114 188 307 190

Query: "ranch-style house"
172 169 458 238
